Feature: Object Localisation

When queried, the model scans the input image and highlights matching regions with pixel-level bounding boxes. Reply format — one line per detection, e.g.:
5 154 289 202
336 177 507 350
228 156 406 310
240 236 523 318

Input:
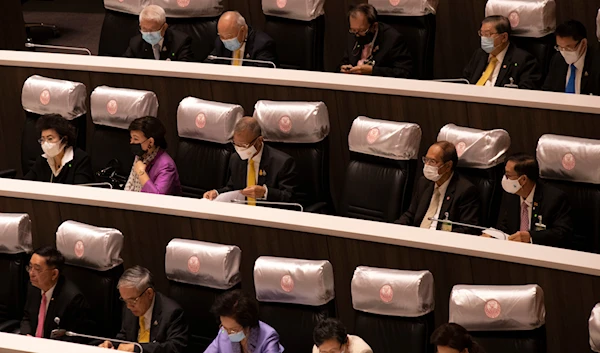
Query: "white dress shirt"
41 282 57 312
429 173 453 230
484 45 509 87
247 146 268 200
140 295 156 331
565 49 586 94
43 146 74 180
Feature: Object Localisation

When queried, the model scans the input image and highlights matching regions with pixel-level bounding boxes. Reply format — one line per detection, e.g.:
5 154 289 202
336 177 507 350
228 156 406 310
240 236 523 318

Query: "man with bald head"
206 11 278 68
203 117 297 204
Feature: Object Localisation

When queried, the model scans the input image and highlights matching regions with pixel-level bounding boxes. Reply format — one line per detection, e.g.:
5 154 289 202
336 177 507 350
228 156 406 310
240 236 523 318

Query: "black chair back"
471 327 547 353
458 164 505 227
176 139 232 198
355 312 434 353
90 126 134 185
0 253 29 331
511 34 555 78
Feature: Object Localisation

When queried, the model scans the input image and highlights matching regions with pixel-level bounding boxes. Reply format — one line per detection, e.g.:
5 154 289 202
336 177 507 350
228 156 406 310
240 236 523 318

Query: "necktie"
476 56 498 86
152 44 160 60
566 64 577 94
138 316 150 343
247 158 256 206
233 49 242 66
520 201 529 232
35 292 47 338
420 189 441 229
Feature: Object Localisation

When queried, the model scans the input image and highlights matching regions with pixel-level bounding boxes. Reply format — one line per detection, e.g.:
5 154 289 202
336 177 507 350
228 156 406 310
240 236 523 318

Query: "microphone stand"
432 78 471 84
231 199 304 212
427 217 487 230
78 182 114 189
64 331 144 353
25 42 92 55
206 55 276 68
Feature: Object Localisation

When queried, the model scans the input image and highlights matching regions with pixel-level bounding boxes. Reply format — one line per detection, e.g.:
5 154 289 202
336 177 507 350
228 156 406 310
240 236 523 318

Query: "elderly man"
395 141 480 234
206 11 278 68
124 5 193 61
98 266 188 353
203 117 297 203
339 3 412 78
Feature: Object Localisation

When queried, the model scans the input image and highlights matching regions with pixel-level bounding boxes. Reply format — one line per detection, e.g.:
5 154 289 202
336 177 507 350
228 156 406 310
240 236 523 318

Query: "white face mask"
41 140 65 158
501 175 523 194
423 164 443 182
235 145 257 161
561 50 581 65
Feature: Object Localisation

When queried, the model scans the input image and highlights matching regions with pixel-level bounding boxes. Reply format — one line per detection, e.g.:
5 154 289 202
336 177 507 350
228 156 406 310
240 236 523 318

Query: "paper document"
214 190 244 203
483 228 508 240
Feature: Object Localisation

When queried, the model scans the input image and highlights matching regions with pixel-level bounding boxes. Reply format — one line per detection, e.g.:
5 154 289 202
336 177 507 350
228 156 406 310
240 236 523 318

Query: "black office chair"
89 85 159 188
262 0 325 71
253 100 331 212
536 134 600 253
351 266 435 353
0 214 32 333
589 303 600 352
450 284 547 353
175 97 241 198
437 124 511 228
254 256 336 353
165 238 242 353
338 116 421 223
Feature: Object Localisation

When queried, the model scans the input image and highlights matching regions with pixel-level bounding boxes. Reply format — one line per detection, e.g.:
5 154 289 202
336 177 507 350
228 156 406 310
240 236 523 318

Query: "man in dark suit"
396 141 480 235
20 246 92 341
339 3 412 78
124 5 193 62
542 20 600 95
98 266 188 353
463 15 541 89
205 11 277 68
203 117 298 204
492 154 573 247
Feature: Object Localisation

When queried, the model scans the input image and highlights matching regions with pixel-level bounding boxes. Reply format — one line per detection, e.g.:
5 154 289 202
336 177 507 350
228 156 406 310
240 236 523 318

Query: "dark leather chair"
450 284 547 353
253 100 331 212
89 86 159 188
351 266 435 353
589 303 600 352
262 0 325 70
175 97 241 198
536 134 600 253
437 124 511 228
0 214 32 333
56 220 125 338
254 257 336 353
165 238 242 353
339 116 421 222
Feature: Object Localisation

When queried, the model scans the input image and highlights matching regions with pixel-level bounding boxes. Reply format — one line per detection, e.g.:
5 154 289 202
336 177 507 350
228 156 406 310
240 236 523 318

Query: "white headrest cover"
348 116 421 160
351 266 434 317
56 221 124 271
262 0 324 21
485 0 556 38
104 0 223 17
537 134 600 185
0 213 32 254
254 256 334 306
590 303 600 352
368 0 438 16
437 124 511 169
449 284 546 331
165 238 241 290
22 75 87 120
91 86 159 129
253 101 329 143
177 97 243 144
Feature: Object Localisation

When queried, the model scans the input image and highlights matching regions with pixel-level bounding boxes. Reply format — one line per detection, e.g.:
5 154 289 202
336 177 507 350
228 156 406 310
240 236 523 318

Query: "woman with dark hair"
204 290 284 353
312 318 372 353
125 116 181 195
430 323 485 353
24 114 93 184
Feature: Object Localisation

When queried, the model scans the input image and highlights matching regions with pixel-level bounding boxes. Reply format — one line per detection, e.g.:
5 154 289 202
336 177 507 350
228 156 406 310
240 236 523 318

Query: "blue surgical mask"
141 31 163 46
222 37 242 52
481 36 496 54
227 330 246 343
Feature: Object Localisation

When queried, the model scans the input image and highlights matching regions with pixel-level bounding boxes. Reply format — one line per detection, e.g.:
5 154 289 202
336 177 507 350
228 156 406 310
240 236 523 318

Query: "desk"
0 179 599 353
0 332 107 353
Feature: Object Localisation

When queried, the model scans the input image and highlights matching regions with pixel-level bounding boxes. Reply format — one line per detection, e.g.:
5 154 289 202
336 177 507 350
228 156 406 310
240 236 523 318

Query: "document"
214 190 244 203
483 228 508 240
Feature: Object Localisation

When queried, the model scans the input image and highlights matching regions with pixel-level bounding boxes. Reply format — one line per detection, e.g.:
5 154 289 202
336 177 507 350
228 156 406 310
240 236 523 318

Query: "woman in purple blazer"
205 290 284 353
124 116 182 195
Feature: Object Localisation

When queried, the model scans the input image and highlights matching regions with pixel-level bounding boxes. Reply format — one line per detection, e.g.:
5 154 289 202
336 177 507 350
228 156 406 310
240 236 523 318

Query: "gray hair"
234 117 262 138
140 5 167 25
118 265 154 291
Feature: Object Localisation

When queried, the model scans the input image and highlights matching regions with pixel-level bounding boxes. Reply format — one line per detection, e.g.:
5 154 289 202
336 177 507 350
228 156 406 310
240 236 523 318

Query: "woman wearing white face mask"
23 114 93 184
312 318 372 353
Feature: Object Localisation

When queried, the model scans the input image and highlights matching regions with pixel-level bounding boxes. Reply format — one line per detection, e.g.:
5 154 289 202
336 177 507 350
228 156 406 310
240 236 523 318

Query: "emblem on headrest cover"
187 255 200 274
195 113 207 129
508 11 520 28
366 128 380 145
177 0 190 7
456 141 467 157
562 153 576 171
279 116 292 133
484 299 501 319
389 0 401 6
40 90 51 105
280 274 294 292
379 284 394 303
74 240 85 258
276 0 287 9
106 100 118 115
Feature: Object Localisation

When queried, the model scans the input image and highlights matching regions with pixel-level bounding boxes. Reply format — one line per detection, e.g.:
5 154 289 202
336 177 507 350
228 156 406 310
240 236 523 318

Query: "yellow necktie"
233 49 242 66
420 189 441 229
138 316 150 343
247 158 256 206
476 56 498 86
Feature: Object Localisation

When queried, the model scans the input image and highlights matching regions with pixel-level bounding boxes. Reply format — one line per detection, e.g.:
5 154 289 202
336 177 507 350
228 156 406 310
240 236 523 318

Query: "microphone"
64 331 144 353
206 55 276 68
78 182 114 189
25 42 92 55
431 78 471 84
427 217 487 230
96 159 120 177
231 199 304 212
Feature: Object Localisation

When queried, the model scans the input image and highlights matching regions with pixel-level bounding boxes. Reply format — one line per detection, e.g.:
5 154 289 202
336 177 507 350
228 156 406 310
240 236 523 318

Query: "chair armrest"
0 319 20 333
0 169 17 178
304 202 329 214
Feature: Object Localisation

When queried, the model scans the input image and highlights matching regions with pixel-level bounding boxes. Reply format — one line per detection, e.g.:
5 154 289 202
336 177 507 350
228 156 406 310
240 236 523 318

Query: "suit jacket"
205 321 283 353
206 27 278 68
340 22 413 78
20 276 92 342
217 145 298 203
463 43 542 89
23 147 94 185
496 182 573 247
542 47 600 95
396 173 481 235
115 292 188 353
124 28 193 62
140 150 182 195
312 335 372 353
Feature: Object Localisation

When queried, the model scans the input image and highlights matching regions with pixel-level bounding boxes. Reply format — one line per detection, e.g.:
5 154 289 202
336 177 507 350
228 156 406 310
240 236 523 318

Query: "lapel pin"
246 53 250 58
446 196 450 201
534 202 538 207
514 63 518 67
585 71 589 77
503 65 507 69
259 170 266 177
153 320 158 326
162 47 167 52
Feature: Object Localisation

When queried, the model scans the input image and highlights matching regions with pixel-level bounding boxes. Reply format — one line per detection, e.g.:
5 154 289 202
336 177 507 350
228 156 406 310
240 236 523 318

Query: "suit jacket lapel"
257 145 269 186
530 184 544 230
415 182 435 226
495 44 513 86
149 293 162 341
160 29 172 60
44 276 64 336
244 28 256 63
582 49 593 93
438 174 458 223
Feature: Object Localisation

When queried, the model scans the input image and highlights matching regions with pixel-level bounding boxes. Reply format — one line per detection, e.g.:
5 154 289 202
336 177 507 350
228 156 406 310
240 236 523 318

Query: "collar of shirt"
520 183 536 207
435 172 453 196
141 294 156 331
573 48 587 71
41 282 57 311
43 146 74 177
489 43 509 64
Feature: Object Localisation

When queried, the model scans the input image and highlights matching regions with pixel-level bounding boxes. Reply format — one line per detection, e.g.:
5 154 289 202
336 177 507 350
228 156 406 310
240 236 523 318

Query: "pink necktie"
520 201 529 232
35 292 47 338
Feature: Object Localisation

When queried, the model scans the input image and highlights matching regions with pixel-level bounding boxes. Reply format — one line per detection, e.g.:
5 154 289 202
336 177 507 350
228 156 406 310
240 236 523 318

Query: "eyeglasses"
232 136 259 149
422 156 442 166
554 40 581 52
349 28 370 36
26 264 53 274
319 344 344 353
219 325 244 335
37 136 61 144
477 30 499 38
119 287 149 305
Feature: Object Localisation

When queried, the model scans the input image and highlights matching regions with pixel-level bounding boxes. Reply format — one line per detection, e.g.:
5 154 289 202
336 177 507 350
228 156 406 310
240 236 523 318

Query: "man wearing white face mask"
124 5 193 61
203 117 298 204
24 114 93 184
395 141 480 235
494 153 572 246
